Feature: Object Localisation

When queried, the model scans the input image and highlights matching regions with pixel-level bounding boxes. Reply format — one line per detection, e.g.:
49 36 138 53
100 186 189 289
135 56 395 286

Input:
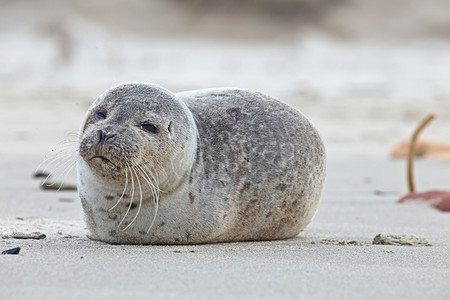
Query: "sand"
1 145 449 299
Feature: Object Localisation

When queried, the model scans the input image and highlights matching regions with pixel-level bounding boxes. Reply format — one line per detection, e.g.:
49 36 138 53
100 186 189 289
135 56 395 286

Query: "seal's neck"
156 124 198 193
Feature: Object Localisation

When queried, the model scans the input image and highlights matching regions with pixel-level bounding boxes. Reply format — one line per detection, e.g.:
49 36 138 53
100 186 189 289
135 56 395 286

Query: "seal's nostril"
104 134 116 142
98 130 104 143
98 130 116 143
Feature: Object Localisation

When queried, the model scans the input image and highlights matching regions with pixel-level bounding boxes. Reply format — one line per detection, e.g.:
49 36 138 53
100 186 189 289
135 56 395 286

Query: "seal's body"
77 83 326 244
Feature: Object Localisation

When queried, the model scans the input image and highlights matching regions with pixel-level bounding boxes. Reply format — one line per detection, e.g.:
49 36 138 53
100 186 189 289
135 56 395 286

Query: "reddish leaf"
398 190 450 212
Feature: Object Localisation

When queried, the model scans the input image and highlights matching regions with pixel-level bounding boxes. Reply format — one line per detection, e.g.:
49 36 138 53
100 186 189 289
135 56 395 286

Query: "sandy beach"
1 1 450 299
1 150 449 299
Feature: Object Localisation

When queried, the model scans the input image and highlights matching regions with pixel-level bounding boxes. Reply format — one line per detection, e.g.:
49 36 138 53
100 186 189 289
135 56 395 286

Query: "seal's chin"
90 156 117 169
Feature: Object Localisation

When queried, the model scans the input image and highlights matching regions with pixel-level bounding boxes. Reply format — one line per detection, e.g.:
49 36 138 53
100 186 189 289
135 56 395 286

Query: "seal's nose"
98 130 116 144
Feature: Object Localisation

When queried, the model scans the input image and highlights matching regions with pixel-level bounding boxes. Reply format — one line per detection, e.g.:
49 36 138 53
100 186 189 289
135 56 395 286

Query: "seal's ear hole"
168 121 173 133
168 121 174 138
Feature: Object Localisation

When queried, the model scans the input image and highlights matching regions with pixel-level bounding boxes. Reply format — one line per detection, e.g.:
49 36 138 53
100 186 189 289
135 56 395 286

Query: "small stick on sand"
407 113 436 193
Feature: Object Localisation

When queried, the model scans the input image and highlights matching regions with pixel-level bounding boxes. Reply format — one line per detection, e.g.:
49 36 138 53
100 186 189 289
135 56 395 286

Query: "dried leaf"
398 190 450 212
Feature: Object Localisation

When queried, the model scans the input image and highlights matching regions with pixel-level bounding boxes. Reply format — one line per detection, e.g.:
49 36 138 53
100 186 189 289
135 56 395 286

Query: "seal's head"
78 83 197 193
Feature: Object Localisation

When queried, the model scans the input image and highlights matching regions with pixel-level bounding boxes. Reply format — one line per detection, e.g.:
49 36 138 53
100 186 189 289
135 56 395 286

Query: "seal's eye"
95 108 107 120
140 123 158 134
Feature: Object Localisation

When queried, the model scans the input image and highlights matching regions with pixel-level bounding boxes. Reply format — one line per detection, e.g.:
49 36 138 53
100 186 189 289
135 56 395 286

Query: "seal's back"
178 88 326 242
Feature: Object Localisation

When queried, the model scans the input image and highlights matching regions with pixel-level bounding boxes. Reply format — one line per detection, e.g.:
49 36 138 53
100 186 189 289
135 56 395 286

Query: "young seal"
77 83 326 244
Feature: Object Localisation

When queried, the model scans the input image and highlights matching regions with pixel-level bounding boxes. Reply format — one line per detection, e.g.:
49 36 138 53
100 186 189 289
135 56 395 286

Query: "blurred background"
2 0 450 155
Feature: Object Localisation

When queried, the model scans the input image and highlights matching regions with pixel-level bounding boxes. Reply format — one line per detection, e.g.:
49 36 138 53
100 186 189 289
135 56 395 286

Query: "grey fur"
77 83 326 244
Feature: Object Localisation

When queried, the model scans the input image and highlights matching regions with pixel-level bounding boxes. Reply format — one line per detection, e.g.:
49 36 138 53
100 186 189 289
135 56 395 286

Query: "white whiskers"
109 166 129 211
133 161 160 233
36 134 79 191
118 163 135 228
109 158 161 233
122 166 143 231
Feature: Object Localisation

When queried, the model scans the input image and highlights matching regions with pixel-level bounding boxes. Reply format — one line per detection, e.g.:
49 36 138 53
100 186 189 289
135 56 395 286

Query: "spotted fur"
77 83 326 244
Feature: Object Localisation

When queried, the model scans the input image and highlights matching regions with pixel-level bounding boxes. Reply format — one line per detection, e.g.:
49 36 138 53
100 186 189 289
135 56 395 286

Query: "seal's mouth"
90 156 116 169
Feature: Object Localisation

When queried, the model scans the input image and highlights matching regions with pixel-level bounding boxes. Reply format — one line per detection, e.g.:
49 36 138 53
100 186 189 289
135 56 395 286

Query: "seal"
77 83 326 244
